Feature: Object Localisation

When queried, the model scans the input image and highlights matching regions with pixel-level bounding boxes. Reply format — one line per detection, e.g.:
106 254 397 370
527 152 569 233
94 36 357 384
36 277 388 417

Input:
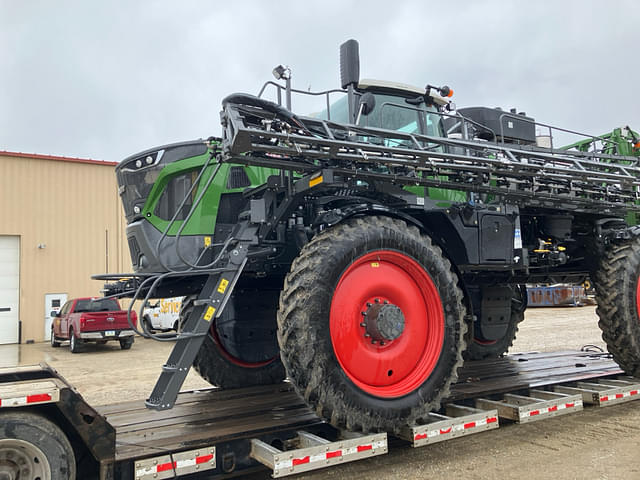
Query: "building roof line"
0 150 118 166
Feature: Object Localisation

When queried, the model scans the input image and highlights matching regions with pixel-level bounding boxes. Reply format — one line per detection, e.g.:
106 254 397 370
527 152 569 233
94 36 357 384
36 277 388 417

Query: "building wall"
0 151 130 343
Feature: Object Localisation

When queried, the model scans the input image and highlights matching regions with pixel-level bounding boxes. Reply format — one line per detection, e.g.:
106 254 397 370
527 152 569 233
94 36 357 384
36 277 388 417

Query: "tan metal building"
0 151 130 344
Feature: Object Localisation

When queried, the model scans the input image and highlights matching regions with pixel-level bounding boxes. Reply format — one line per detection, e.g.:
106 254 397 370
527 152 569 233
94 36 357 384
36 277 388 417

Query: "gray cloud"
2 0 638 161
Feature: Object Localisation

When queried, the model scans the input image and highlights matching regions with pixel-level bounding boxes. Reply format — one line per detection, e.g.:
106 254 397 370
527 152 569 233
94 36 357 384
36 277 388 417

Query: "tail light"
79 316 86 329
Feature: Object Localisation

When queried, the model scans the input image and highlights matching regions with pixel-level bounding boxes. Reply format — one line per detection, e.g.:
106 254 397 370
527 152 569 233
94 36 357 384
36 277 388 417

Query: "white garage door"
0 236 20 344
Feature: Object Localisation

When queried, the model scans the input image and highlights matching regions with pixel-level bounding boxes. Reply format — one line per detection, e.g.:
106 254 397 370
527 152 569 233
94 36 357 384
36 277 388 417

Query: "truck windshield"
75 298 120 313
317 93 444 137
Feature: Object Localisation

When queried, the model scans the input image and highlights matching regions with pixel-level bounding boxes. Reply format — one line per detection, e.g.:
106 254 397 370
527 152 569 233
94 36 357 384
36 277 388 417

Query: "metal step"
400 404 499 447
476 389 583 423
555 376 640 406
250 430 387 478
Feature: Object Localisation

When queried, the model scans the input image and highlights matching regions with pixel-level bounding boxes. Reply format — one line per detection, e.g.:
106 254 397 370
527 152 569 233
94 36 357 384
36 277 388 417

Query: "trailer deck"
0 350 632 479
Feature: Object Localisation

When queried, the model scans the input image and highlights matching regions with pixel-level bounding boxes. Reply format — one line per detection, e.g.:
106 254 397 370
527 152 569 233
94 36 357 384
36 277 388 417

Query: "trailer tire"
188 295 286 388
278 216 467 433
0 410 76 480
593 237 640 374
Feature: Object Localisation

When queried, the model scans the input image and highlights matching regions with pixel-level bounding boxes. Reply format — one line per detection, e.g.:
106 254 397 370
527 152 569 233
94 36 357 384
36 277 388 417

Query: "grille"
226 166 251 189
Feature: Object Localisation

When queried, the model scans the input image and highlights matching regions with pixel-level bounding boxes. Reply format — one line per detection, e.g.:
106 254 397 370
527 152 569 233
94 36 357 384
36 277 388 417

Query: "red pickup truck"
50 297 137 353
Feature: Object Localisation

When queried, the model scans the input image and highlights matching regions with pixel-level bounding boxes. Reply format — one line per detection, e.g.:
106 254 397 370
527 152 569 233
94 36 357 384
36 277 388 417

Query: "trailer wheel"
50 328 61 348
278 216 467 433
188 294 286 388
464 286 526 360
0 410 76 480
69 329 81 353
593 237 640 374
119 338 134 350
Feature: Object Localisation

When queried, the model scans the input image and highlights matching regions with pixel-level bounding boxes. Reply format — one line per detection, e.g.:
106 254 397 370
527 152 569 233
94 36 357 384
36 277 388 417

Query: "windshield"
317 93 444 137
75 298 120 313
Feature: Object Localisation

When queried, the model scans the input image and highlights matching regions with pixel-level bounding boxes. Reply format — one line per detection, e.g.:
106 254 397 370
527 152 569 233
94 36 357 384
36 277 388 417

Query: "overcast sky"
2 1 638 162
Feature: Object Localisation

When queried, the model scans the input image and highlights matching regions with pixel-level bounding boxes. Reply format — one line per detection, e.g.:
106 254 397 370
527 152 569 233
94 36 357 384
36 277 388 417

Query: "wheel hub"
362 300 405 344
0 439 50 480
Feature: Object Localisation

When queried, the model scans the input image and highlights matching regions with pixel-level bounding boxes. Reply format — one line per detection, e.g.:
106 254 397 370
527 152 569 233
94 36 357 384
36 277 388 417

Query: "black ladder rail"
145 224 257 410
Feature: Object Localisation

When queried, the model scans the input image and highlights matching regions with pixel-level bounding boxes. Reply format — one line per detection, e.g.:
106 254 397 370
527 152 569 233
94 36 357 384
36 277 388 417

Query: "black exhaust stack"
340 39 360 124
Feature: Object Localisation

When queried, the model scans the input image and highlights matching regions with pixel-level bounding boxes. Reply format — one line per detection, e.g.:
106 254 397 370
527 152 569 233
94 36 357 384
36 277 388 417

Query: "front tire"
593 235 640 374
0 410 76 479
278 216 467 433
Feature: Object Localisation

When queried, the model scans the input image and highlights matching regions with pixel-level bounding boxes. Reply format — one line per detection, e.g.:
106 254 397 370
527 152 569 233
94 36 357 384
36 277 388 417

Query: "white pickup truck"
142 297 183 332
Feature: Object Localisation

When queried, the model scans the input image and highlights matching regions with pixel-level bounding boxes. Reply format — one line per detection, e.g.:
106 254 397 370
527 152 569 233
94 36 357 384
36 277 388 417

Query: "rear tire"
278 216 467 433
50 328 61 348
119 338 134 350
188 292 286 388
69 329 81 353
593 236 640 374
0 410 76 479
464 285 526 361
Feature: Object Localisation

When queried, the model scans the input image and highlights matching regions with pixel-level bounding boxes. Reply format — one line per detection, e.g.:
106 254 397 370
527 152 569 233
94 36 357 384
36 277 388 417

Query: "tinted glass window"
75 298 120 313
154 170 200 221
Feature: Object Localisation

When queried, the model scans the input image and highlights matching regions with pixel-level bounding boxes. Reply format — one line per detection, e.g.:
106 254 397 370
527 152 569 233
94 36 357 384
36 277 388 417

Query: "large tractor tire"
189 287 286 388
278 216 467 433
464 285 526 361
593 236 640 375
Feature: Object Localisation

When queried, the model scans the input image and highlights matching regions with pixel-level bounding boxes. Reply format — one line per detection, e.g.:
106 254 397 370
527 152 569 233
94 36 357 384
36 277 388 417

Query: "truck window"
75 298 120 313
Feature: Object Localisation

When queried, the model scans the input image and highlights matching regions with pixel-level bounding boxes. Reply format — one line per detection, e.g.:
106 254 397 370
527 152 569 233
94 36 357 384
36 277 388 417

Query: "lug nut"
361 311 367 316
364 333 371 338
379 341 385 346
383 300 389 304
374 298 380 303
366 302 372 307
360 322 367 327
371 339 377 344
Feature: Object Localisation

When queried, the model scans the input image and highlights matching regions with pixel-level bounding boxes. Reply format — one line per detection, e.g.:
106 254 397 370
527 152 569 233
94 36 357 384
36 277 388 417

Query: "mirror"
358 92 376 116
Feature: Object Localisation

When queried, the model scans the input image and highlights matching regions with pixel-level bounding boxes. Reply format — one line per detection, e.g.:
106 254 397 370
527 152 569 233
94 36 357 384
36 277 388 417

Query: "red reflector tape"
566 402 575 408
293 456 310 466
631 390 638 396
601 396 609 402
157 462 176 472
27 393 52 403
357 444 372 452
487 417 498 424
326 450 342 459
196 454 214 465
463 422 476 429
616 393 624 399
414 433 427 441
440 427 452 434
529 410 540 416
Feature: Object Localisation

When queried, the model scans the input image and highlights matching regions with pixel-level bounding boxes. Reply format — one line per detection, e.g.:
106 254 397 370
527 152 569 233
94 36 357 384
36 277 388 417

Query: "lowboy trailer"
1 350 638 479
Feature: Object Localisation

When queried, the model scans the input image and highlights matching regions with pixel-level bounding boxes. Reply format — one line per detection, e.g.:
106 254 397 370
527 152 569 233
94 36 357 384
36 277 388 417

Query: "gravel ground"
2 305 638 479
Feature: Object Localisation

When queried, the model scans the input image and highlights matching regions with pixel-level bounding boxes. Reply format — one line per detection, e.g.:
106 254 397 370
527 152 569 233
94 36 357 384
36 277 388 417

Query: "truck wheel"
119 338 134 350
50 328 61 348
464 286 526 360
593 237 640 374
0 410 76 480
69 329 82 353
188 294 286 388
278 216 467 433
143 315 154 333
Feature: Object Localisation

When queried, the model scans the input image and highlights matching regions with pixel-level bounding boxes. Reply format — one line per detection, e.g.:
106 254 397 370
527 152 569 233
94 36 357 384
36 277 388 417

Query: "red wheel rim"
211 325 277 369
329 250 445 398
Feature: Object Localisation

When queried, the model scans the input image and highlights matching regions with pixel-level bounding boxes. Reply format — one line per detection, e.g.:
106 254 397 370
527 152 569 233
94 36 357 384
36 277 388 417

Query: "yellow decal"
217 278 229 294
371 262 380 268
204 306 216 321
309 175 323 188
204 236 212 247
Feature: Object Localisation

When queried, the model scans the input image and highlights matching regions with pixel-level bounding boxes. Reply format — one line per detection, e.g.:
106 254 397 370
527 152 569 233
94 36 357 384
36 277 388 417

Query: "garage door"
0 236 19 344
